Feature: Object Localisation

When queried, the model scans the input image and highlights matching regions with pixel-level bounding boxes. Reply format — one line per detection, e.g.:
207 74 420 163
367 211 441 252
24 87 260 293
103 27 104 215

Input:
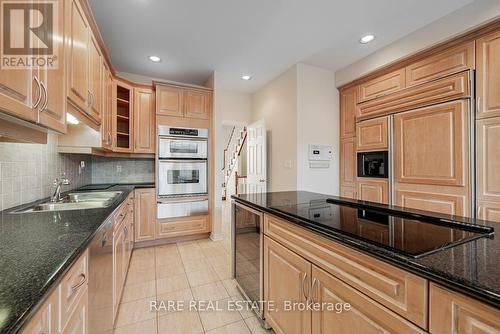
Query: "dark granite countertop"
232 191 500 309
0 183 154 334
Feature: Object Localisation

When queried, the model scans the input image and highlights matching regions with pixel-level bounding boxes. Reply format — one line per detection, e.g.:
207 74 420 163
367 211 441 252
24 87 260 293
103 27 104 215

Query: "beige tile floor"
114 202 274 334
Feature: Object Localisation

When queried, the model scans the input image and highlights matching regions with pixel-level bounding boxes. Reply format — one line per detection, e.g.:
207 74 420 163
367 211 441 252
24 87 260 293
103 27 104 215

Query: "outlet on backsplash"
117 164 122 173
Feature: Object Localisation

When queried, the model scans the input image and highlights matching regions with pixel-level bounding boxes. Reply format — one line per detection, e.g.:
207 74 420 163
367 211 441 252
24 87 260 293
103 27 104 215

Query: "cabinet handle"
310 278 318 303
33 76 42 109
40 80 48 112
70 273 86 292
301 272 309 300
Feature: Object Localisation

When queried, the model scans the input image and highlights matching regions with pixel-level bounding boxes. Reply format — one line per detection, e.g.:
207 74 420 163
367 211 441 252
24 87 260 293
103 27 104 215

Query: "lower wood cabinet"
264 236 311 334
156 215 210 239
311 265 425 334
20 289 59 334
477 200 500 222
61 289 88 334
340 186 357 199
134 188 156 241
430 283 500 334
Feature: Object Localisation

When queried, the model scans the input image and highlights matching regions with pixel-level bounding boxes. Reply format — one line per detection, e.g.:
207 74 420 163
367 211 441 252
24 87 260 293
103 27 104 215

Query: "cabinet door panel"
405 42 474 87
357 179 389 204
88 36 102 123
356 117 388 151
0 69 36 122
67 0 89 112
134 188 156 241
358 69 405 103
61 289 88 334
340 138 356 187
477 200 500 223
394 100 467 186
156 86 183 116
477 30 500 119
311 265 425 334
156 215 209 239
395 189 466 216
184 90 211 120
430 283 500 334
340 86 357 138
340 186 357 199
20 290 59 334
476 117 500 202
134 88 155 153
264 236 311 334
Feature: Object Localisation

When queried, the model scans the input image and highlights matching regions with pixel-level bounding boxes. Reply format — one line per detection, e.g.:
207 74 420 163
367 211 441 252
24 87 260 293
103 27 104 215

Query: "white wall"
335 0 500 86
217 90 252 125
252 66 298 192
296 63 339 195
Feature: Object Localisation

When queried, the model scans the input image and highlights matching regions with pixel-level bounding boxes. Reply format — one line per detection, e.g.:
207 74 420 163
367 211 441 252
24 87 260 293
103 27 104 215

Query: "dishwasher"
89 217 113 334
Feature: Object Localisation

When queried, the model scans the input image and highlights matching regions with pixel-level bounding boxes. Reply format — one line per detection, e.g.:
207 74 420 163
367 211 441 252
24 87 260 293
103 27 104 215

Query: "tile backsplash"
0 134 92 211
0 135 155 211
91 156 154 184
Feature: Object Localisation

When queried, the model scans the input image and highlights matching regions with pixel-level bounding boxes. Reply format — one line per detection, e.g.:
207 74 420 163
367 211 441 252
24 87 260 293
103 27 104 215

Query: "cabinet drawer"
264 214 428 329
358 71 469 120
312 265 426 334
430 283 500 334
156 215 210 238
59 250 88 330
405 42 474 87
114 202 129 233
358 68 405 103
356 116 388 151
357 179 389 204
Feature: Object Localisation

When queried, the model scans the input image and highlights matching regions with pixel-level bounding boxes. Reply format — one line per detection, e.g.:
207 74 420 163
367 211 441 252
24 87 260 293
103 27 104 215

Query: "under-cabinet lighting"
66 113 79 125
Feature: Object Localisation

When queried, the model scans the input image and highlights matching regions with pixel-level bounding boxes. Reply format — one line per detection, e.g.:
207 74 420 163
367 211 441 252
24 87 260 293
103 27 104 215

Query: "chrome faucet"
51 175 70 202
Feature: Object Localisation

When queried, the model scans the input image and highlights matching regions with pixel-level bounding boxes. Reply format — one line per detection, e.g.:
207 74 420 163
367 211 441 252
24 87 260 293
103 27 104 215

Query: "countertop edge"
231 197 500 309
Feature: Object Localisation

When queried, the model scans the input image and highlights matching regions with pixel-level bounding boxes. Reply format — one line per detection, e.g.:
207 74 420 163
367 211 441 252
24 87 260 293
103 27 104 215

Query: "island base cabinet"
430 283 500 334
311 265 425 334
19 290 59 334
264 236 311 334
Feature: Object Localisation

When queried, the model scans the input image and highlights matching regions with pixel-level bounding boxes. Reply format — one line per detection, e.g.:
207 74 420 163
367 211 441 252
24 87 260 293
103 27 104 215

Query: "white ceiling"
88 0 473 93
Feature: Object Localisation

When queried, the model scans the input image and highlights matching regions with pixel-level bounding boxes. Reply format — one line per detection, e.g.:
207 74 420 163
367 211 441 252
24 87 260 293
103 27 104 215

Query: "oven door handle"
157 197 208 205
158 159 208 163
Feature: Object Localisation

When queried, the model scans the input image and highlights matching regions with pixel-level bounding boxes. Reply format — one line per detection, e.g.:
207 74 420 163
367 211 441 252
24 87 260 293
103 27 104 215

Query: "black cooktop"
270 200 494 259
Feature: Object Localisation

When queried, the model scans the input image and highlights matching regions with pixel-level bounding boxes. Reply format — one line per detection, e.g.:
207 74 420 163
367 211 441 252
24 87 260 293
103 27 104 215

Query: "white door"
246 119 267 194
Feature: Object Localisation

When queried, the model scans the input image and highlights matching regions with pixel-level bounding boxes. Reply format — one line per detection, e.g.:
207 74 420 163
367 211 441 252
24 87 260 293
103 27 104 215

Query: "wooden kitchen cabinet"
395 188 467 217
112 80 134 152
340 86 357 138
101 66 114 150
19 289 59 334
357 179 389 204
476 30 500 119
405 42 474 87
394 100 468 187
156 85 184 116
340 137 357 188
88 36 103 123
59 251 88 330
477 200 500 223
61 290 88 334
476 117 500 203
113 223 125 320
356 116 388 151
430 283 500 334
0 66 36 123
134 88 156 153
358 68 405 103
156 215 210 239
264 236 311 334
134 188 156 242
184 89 211 120
340 186 357 199
311 265 425 334
67 0 90 115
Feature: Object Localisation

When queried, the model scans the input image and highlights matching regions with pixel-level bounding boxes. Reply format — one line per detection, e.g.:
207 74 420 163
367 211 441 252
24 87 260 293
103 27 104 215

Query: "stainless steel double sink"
12 191 123 213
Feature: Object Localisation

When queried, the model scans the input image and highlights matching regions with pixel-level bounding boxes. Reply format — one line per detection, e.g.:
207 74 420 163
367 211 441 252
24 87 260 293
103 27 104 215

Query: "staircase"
222 126 247 200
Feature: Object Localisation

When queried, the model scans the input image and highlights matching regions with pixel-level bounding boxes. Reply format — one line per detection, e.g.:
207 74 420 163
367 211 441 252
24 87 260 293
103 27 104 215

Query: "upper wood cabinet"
156 84 212 120
405 42 474 87
311 265 425 334
340 86 357 138
185 90 211 120
112 80 134 153
134 188 156 242
476 30 500 119
394 100 468 187
264 236 311 334
340 137 356 187
101 67 113 150
358 69 406 103
67 0 90 114
134 88 155 153
356 116 388 151
88 36 103 123
0 67 36 123
430 283 500 334
156 85 184 116
357 179 389 204
476 117 500 203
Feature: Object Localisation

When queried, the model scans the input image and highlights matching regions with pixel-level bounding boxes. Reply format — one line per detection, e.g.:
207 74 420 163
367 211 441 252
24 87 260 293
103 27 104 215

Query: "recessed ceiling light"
66 113 79 125
359 34 375 44
149 55 161 62
241 75 252 81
